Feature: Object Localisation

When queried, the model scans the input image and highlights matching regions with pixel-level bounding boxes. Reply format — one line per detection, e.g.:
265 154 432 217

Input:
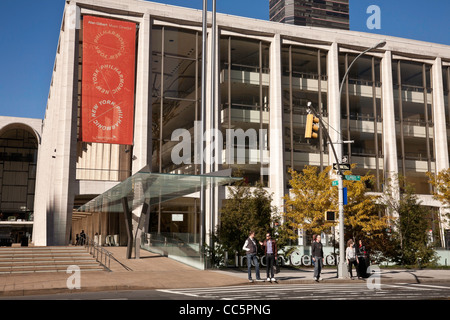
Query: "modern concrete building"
2 0 449 268
270 0 350 30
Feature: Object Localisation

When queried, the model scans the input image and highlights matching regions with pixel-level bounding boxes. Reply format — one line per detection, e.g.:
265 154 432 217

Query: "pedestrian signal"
325 211 336 221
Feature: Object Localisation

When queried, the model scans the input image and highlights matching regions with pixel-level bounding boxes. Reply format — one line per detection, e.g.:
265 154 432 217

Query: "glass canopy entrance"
77 166 241 269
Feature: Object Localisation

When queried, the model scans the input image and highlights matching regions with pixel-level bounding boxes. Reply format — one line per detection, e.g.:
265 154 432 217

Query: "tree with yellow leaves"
282 165 388 245
343 168 388 241
427 168 450 227
282 166 337 241
427 169 450 208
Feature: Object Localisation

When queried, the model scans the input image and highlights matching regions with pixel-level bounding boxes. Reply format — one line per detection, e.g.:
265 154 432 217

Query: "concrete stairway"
0 246 106 274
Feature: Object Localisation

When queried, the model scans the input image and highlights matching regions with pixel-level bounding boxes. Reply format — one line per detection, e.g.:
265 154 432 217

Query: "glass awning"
76 166 242 213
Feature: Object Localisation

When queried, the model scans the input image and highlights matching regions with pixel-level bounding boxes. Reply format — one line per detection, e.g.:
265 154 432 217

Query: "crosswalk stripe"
403 283 450 290
382 284 434 291
157 282 449 300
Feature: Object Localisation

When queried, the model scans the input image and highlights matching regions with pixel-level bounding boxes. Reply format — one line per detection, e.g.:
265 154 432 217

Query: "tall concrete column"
269 34 285 214
431 57 449 244
432 57 449 172
53 3 79 245
327 42 342 164
381 51 399 188
381 50 400 219
33 3 79 245
132 14 151 174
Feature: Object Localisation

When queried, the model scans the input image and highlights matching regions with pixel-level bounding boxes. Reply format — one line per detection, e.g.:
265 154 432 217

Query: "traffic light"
305 114 320 139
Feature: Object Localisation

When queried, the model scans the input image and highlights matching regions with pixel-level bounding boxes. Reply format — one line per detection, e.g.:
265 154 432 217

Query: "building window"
281 44 328 176
393 60 434 194
339 53 382 191
443 66 450 160
151 26 202 174
0 127 37 245
219 35 270 186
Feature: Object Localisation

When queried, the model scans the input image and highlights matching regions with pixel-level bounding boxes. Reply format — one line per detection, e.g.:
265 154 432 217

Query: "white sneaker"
266 278 271 282
318 277 323 281
313 277 317 281
271 278 276 282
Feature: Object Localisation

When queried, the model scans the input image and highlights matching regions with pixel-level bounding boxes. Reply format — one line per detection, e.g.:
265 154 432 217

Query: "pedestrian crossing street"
158 282 450 300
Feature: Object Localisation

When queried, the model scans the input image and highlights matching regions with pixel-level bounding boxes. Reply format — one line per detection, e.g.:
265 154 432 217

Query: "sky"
0 0 449 120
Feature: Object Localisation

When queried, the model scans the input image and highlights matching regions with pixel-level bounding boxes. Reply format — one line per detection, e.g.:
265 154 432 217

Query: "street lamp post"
336 40 386 278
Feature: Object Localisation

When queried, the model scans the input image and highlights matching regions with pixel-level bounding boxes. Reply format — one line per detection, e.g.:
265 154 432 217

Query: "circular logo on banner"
93 30 126 60
90 100 124 132
92 65 125 95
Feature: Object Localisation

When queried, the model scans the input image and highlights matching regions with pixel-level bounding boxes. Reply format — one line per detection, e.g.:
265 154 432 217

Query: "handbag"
272 262 280 274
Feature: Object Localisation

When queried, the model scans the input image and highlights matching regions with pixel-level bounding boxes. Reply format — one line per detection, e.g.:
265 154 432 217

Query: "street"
3 282 449 300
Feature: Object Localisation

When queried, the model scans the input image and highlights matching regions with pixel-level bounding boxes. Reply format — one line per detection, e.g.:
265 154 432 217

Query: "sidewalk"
0 246 449 297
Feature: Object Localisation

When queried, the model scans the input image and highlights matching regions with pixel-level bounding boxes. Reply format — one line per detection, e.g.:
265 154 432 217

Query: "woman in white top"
346 239 359 279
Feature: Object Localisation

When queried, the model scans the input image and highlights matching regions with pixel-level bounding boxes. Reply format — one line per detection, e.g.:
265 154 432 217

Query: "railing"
141 232 204 269
84 237 113 271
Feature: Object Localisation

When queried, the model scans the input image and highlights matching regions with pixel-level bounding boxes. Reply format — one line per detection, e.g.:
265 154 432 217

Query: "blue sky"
0 0 448 120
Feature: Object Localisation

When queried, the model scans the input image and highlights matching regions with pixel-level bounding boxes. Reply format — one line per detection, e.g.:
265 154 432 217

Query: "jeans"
313 256 323 278
348 259 359 278
266 254 275 278
246 253 261 280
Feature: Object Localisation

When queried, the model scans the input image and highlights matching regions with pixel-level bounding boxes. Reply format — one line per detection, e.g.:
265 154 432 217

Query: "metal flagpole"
200 0 208 268
209 0 217 262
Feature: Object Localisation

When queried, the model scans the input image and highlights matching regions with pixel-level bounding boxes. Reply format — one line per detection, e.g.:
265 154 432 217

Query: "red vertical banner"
81 16 136 145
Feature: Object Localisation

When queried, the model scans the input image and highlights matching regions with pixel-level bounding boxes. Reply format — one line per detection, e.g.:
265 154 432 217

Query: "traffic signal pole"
307 41 387 278
306 102 345 277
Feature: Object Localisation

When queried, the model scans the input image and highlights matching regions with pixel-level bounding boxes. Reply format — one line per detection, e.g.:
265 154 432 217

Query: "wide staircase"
0 246 106 274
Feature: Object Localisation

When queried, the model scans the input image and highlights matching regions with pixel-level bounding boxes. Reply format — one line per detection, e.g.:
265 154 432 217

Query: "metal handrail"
84 237 112 271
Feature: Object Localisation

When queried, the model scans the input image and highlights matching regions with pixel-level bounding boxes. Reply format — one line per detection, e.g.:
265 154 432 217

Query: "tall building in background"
270 0 350 30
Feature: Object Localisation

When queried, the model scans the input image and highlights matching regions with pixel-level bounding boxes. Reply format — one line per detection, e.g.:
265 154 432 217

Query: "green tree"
216 179 278 258
381 176 437 266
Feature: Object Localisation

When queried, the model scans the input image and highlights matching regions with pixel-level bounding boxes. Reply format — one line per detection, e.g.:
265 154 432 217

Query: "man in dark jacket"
260 232 278 282
243 230 262 282
312 234 324 281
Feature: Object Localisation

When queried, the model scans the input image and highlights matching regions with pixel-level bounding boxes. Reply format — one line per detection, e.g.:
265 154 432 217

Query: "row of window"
73 23 450 194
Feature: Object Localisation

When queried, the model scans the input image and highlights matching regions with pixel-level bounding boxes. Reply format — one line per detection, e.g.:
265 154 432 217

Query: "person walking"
80 230 86 246
260 232 278 282
311 234 324 281
243 230 262 283
346 239 359 279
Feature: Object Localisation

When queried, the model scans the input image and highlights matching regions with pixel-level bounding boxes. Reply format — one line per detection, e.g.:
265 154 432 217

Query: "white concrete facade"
28 0 450 248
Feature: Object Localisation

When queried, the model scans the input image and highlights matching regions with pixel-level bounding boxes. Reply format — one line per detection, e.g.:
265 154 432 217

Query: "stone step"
0 247 87 253
0 252 91 260
0 264 105 274
0 259 100 265
0 246 106 274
